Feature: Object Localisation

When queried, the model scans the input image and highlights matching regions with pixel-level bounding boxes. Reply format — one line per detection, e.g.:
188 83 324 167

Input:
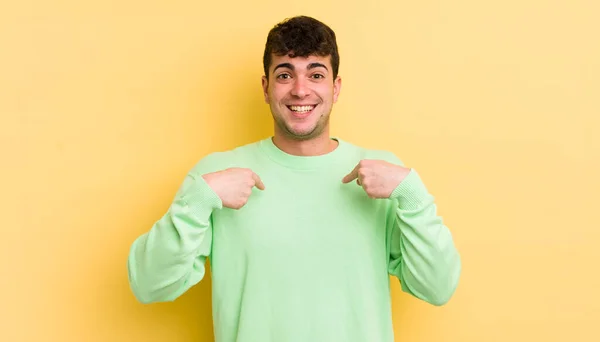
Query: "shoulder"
187 139 264 176
338 137 406 166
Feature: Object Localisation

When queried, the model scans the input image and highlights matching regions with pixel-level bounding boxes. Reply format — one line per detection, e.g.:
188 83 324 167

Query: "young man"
128 15 461 342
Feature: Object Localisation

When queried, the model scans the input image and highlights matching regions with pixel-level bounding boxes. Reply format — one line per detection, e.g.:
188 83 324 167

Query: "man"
128 15 461 342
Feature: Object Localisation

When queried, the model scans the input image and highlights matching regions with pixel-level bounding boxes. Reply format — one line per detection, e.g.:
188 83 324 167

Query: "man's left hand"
342 160 411 199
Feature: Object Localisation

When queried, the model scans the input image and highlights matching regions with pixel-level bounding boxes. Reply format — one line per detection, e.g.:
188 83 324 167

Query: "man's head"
261 16 342 141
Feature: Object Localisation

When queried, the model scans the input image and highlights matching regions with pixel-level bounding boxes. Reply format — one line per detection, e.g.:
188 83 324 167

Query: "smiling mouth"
287 104 316 118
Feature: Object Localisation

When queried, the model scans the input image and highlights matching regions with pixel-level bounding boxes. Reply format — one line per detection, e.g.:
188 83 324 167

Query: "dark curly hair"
263 16 340 80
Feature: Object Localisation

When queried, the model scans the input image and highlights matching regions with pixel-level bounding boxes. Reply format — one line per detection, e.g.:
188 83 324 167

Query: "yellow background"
2 0 599 341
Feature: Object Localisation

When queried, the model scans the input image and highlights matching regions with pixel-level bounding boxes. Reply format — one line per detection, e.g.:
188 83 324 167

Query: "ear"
333 75 342 103
261 75 269 103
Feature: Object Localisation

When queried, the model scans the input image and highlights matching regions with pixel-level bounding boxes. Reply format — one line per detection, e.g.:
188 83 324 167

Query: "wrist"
389 169 430 209
181 174 223 212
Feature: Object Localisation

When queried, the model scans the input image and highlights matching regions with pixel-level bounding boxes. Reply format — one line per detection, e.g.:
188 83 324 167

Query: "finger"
342 164 359 183
252 173 265 190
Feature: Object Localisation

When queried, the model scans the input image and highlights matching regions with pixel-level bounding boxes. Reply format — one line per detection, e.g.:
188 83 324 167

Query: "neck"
272 132 338 157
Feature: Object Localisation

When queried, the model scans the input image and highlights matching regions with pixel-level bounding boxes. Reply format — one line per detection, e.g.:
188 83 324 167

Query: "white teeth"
289 105 315 113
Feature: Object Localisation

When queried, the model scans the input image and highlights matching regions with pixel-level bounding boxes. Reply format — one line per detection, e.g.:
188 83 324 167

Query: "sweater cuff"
175 174 223 219
389 169 430 210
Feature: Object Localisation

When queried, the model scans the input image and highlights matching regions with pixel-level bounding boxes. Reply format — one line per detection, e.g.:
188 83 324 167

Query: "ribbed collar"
258 136 349 170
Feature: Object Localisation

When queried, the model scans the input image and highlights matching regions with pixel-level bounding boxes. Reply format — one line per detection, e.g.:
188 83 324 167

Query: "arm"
127 171 222 304
387 168 461 306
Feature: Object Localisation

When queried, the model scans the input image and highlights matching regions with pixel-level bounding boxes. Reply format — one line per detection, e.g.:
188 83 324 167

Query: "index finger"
342 164 359 183
252 172 265 190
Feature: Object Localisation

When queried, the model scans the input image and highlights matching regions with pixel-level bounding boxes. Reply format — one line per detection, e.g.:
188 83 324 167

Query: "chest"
210 170 391 263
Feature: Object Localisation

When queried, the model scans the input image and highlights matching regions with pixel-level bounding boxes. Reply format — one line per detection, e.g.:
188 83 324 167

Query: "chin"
274 111 327 139
285 124 323 140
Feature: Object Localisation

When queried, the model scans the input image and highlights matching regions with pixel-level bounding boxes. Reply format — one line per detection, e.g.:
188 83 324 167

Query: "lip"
286 104 317 119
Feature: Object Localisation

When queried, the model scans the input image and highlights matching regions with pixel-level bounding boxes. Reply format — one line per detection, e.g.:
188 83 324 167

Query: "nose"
291 78 310 98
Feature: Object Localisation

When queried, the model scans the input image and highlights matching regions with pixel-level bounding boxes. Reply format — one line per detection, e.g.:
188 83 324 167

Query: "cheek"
316 86 334 101
269 83 289 96
270 90 288 105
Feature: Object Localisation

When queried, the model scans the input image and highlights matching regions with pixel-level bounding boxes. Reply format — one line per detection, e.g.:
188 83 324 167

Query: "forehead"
270 53 332 72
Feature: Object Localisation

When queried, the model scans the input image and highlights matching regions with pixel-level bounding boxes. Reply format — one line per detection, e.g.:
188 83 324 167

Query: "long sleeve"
127 172 222 304
386 168 461 306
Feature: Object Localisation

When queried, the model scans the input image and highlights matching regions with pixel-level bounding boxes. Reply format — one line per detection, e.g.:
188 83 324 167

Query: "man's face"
262 53 341 141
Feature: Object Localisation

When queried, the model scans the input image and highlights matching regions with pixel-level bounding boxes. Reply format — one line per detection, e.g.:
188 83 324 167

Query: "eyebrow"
273 62 329 73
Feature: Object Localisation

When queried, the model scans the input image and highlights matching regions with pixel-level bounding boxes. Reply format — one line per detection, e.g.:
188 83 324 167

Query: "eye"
277 73 291 79
311 74 325 79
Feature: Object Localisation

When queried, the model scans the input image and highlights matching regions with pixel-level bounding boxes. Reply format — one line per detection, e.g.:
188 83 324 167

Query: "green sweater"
127 137 461 342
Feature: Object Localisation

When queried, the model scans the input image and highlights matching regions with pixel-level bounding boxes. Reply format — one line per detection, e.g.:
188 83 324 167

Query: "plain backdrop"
1 0 599 341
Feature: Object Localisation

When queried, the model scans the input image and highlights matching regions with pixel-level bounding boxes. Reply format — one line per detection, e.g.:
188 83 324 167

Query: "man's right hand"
202 168 265 209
